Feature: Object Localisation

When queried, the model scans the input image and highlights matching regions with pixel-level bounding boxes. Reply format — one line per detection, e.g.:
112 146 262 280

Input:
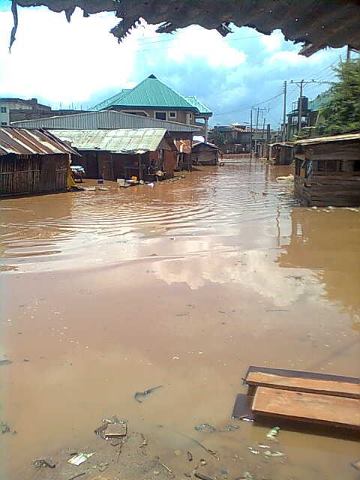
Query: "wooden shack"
269 142 294 165
191 141 219 166
294 133 360 207
53 128 177 181
0 127 77 197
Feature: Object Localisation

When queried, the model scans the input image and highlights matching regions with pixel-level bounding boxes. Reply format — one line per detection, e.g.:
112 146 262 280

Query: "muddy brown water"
0 161 359 480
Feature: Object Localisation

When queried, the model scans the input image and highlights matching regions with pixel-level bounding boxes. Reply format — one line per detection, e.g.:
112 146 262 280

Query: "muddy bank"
0 162 359 479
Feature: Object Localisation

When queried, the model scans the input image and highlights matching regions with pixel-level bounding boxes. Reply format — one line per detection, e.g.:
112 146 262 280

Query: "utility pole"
254 107 260 156
282 80 287 142
297 80 304 134
250 109 253 158
290 79 334 136
347 45 351 61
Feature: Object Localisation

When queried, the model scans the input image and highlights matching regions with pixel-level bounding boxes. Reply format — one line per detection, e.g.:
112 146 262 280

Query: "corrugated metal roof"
51 128 171 154
91 89 131 111
92 75 197 111
0 127 78 156
295 133 360 146
192 141 219 150
184 96 212 116
12 110 201 133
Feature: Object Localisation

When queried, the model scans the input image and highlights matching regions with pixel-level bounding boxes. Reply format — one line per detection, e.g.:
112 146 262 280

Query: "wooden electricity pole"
282 80 287 141
250 108 253 158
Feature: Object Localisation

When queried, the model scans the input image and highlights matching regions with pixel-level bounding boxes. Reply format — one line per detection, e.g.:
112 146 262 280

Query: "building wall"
1 97 86 124
115 107 195 125
0 153 69 196
294 141 360 206
192 148 218 165
0 106 9 126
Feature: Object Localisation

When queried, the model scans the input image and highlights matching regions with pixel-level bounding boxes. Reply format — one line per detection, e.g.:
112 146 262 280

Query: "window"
0 106 6 113
169 111 177 119
1 122 7 126
125 111 148 117
155 111 166 120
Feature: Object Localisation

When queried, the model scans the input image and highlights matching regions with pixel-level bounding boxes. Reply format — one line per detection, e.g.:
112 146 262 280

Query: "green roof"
92 89 131 111
184 96 212 116
92 75 211 115
309 91 331 111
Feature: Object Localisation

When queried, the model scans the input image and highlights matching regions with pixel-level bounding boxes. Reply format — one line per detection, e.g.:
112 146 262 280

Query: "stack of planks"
233 366 360 431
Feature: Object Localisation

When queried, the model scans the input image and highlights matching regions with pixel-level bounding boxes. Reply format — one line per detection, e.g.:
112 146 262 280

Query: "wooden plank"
252 387 360 430
245 367 360 399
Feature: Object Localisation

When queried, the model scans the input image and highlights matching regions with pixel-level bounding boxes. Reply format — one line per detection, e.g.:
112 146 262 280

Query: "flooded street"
1 161 360 480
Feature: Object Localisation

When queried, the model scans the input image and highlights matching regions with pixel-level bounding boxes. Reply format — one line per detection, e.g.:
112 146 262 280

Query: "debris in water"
266 426 280 440
181 434 219 460
248 447 260 455
68 473 86 480
236 473 254 480
96 462 109 472
139 433 147 448
134 385 163 403
32 458 56 469
187 451 193 462
68 452 95 466
194 473 215 480
351 459 360 471
0 422 11 434
0 359 12 366
257 444 270 449
195 423 216 433
104 422 127 438
239 416 254 422
159 461 174 476
221 424 239 432
264 450 285 457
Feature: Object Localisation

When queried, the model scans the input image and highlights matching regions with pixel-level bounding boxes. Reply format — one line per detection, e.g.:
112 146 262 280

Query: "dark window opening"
155 112 166 120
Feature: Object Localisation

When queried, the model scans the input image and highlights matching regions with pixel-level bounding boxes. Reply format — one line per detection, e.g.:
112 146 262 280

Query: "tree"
321 59 360 134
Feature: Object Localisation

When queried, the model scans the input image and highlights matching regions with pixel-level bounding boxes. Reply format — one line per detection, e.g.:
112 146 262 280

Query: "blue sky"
0 2 345 127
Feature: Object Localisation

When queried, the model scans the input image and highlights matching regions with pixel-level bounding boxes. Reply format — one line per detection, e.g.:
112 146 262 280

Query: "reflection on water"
1 161 360 480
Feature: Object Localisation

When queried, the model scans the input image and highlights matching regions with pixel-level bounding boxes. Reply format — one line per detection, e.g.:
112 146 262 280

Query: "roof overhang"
13 1 360 56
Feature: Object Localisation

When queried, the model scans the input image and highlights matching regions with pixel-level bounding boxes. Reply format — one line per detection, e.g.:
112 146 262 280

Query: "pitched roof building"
92 74 212 140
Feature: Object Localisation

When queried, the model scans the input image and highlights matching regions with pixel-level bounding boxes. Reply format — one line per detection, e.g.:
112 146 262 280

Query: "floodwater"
1 161 359 480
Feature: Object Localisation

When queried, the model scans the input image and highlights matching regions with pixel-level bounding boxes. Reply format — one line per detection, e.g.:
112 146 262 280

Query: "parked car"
71 165 86 182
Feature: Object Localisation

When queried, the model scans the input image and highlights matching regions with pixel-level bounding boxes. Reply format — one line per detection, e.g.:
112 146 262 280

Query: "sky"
0 1 346 128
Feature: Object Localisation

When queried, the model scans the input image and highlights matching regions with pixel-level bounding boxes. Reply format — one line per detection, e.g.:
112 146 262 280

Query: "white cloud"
260 30 283 52
0 8 155 106
167 25 246 68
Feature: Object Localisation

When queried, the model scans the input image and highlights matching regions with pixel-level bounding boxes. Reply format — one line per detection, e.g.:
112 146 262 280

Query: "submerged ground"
0 161 359 480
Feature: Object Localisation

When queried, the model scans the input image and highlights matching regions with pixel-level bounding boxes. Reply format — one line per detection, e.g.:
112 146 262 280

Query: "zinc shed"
0 127 78 197
294 133 360 206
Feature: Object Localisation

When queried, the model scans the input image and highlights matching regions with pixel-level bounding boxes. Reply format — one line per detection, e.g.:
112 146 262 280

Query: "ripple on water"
0 164 296 266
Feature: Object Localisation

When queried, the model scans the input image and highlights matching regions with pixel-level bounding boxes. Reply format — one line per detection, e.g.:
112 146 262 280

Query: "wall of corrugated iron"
12 110 201 133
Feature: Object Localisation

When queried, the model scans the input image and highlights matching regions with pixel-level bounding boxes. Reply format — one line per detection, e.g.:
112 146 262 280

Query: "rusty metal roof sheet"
0 127 78 156
295 133 360 145
14 1 360 56
51 128 172 154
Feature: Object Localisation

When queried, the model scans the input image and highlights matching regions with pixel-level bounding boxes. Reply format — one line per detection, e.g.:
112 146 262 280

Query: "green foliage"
321 59 360 134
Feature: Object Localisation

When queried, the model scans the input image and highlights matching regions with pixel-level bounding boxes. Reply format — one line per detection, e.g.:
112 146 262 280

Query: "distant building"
286 92 331 140
0 97 86 125
91 74 212 140
210 124 275 155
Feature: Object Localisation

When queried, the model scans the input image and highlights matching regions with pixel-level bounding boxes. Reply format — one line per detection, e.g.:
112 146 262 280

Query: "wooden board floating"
232 366 360 432
252 386 360 430
246 371 360 399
